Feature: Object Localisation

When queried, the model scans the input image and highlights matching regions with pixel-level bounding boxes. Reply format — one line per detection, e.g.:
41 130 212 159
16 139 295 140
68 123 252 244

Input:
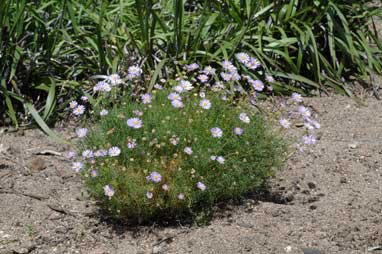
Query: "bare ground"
1 95 382 254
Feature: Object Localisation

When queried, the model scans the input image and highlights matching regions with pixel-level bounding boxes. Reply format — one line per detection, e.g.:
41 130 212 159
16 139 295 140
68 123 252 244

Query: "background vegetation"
1 0 381 128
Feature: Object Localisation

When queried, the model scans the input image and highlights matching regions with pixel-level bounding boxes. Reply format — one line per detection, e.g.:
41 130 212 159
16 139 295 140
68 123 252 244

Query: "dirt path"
1 95 381 254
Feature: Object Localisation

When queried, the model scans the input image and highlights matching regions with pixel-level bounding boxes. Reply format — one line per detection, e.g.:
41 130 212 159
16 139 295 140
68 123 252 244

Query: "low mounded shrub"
76 88 285 223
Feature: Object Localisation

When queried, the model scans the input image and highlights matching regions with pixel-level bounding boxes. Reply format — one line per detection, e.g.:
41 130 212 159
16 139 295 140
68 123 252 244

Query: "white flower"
184 147 193 155
127 118 143 129
180 80 193 91
108 146 121 157
199 99 211 110
76 128 88 138
100 109 109 116
216 156 225 164
69 101 78 109
239 113 250 123
72 162 83 172
171 100 184 108
279 118 291 129
108 74 122 86
211 127 223 138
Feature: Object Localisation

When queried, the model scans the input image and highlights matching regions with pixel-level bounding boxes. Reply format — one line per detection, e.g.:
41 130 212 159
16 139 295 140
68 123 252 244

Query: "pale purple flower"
236 52 250 64
168 93 181 101
202 66 216 75
298 106 311 118
199 92 206 98
81 96 88 101
185 63 199 71
173 85 185 93
94 81 111 92
291 93 303 103
265 74 275 83
251 80 264 92
171 100 184 108
103 185 114 199
197 74 209 83
245 57 261 70
127 65 142 79
196 181 206 191
73 105 85 116
94 149 108 157
184 147 193 155
133 110 143 116
239 113 250 123
170 136 179 145
302 134 316 145
280 118 291 129
69 101 78 109
72 162 83 172
199 99 211 110
233 127 244 136
100 109 109 116
162 184 169 191
65 150 77 159
231 72 241 81
177 193 185 200
76 128 88 138
216 156 225 164
149 171 162 183
146 191 153 199
141 93 152 104
154 83 163 90
211 127 223 138
222 60 234 70
90 169 98 178
127 117 143 129
180 80 193 91
108 74 122 86
82 149 94 158
220 72 232 82
108 146 121 157
127 139 137 149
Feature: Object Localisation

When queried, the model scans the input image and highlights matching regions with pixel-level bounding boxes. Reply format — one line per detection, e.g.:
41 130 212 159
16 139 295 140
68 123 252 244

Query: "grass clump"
78 89 285 223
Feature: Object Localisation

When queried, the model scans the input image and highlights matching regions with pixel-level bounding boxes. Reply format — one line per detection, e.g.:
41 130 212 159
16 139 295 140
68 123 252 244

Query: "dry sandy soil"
1 94 382 254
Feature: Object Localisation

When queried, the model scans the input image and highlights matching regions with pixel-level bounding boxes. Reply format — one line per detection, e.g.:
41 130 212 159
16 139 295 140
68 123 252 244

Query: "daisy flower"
73 105 85 116
199 99 211 110
90 169 98 178
220 72 232 82
162 184 169 191
81 96 88 101
154 83 163 90
69 101 78 109
211 127 223 138
236 52 250 64
233 127 244 136
184 147 193 155
127 65 142 79
197 74 209 83
108 74 122 86
127 139 137 149
177 193 185 200
216 156 225 164
141 93 152 104
72 162 83 172
185 63 199 71
291 93 303 103
173 85 185 93
103 185 115 199
265 74 275 83
298 106 311 118
76 128 88 138
149 171 162 183
180 80 193 91
222 60 234 70
168 93 181 101
251 80 264 92
100 109 109 116
65 150 77 159
127 117 143 129
170 136 179 145
171 100 184 108
94 149 108 157
108 146 121 157
302 134 317 145
202 66 216 75
239 113 250 123
133 110 143 116
82 149 94 158
245 57 261 70
146 191 153 199
279 118 291 129
196 181 206 191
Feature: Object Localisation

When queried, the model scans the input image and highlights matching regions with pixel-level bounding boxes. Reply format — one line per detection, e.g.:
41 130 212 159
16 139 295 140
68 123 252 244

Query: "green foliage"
80 90 285 222
1 0 381 127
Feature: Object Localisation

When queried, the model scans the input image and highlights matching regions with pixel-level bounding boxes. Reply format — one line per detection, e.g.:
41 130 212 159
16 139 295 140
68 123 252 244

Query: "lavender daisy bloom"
94 149 108 157
220 72 232 82
133 110 143 116
216 156 225 164
222 60 234 70
69 100 78 109
202 66 216 75
141 93 152 104
231 72 241 81
298 106 311 118
180 80 193 91
197 74 209 83
233 127 244 136
127 117 143 129
127 65 142 79
171 100 184 108
146 191 153 199
199 92 206 98
81 96 88 101
177 193 185 200
265 74 275 83
162 184 169 191
291 93 303 103
199 99 211 110
170 136 179 145
149 171 162 183
76 128 88 138
103 185 115 199
72 162 83 172
65 150 77 159
127 139 137 149
100 109 109 116
173 85 185 93
168 92 181 101
211 127 223 138
196 181 206 191
302 134 317 145
108 146 121 157
108 74 122 86
184 147 193 155
90 169 98 178
185 63 199 71
251 80 264 92
73 105 85 116
236 52 250 64
239 113 250 123
82 149 94 159
154 83 163 90
279 118 291 129
245 57 261 70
